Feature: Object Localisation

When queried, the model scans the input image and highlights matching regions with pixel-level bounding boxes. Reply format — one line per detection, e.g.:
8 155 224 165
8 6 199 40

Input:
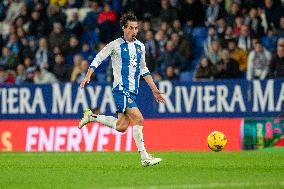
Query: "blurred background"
0 0 283 152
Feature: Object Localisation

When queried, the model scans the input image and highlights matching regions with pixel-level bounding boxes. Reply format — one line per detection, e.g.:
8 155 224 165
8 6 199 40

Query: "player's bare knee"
116 125 127 133
134 117 144 125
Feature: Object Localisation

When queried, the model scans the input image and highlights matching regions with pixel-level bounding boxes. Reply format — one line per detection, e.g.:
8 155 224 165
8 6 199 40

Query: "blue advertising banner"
0 79 283 119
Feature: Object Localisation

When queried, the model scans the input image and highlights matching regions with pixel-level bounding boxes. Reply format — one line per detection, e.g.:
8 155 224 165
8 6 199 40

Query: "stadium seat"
191 58 201 70
96 73 107 82
192 27 208 38
80 31 99 47
78 8 92 22
179 71 194 82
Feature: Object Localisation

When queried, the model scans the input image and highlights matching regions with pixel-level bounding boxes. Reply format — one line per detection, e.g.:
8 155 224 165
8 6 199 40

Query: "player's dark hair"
120 11 138 28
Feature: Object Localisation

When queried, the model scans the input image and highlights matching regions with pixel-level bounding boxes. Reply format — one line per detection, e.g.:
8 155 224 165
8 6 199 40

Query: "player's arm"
80 42 113 89
143 75 165 103
141 45 165 103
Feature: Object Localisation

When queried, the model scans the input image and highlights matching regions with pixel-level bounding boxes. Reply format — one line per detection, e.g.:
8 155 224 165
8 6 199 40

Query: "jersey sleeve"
140 45 151 77
89 41 114 70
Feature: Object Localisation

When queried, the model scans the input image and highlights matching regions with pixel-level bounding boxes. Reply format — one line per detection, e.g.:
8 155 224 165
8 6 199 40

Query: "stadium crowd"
0 0 283 84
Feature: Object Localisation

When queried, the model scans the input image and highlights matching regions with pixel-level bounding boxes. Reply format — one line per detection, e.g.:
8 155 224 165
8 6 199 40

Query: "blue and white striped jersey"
90 37 150 95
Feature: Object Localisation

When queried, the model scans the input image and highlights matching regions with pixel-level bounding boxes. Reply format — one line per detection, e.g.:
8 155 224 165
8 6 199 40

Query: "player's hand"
152 89 166 103
80 77 90 89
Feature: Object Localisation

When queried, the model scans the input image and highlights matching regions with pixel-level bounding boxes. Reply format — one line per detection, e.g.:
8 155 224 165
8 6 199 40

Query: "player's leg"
115 112 131 132
79 88 129 129
79 108 115 129
79 109 130 130
125 107 162 166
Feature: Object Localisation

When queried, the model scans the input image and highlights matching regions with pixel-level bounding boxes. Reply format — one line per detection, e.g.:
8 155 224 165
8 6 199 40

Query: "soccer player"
79 12 166 166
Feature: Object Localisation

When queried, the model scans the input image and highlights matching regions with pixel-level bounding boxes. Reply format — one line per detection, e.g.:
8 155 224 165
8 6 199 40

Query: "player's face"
123 21 139 42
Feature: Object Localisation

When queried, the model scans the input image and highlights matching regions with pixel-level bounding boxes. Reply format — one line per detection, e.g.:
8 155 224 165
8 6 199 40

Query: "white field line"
87 181 284 189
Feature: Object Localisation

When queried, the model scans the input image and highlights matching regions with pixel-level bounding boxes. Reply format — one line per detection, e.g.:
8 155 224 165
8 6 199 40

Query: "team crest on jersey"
137 47 141 53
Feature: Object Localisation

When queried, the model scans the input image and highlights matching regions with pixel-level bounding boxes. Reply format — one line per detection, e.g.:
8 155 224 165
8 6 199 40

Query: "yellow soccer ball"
207 131 227 152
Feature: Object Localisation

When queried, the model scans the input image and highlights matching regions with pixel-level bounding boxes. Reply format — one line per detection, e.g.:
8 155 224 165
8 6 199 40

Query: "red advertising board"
0 119 241 152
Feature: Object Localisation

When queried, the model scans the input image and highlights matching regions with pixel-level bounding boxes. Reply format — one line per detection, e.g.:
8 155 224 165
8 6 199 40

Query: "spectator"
205 0 225 26
23 57 34 69
21 36 37 60
70 54 83 82
263 0 284 30
144 30 158 72
28 11 49 38
224 26 235 40
238 25 252 52
35 37 53 70
244 8 264 37
65 11 82 37
258 7 268 33
5 0 24 23
33 1 48 20
76 59 91 83
82 1 101 31
172 19 183 37
97 3 117 24
275 17 284 39
215 48 241 79
227 38 248 73
15 64 26 84
97 2 117 43
194 57 216 80
216 18 227 40
157 40 181 78
52 54 70 82
181 0 205 27
155 30 167 55
204 25 218 56
48 22 68 53
262 29 277 53
15 3 30 24
164 65 178 80
138 20 152 42
0 47 18 70
178 39 192 72
247 41 271 80
16 27 28 48
14 16 25 31
159 21 172 36
47 4 67 27
0 66 15 84
269 39 284 78
226 2 240 25
205 39 221 65
24 66 36 83
170 32 181 49
66 35 80 65
159 0 178 23
80 43 96 64
233 16 243 37
0 67 5 84
6 33 21 55
34 67 58 84
183 19 194 41
0 2 6 21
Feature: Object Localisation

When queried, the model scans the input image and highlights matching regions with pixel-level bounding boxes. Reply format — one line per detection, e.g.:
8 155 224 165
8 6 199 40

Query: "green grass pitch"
0 149 283 189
